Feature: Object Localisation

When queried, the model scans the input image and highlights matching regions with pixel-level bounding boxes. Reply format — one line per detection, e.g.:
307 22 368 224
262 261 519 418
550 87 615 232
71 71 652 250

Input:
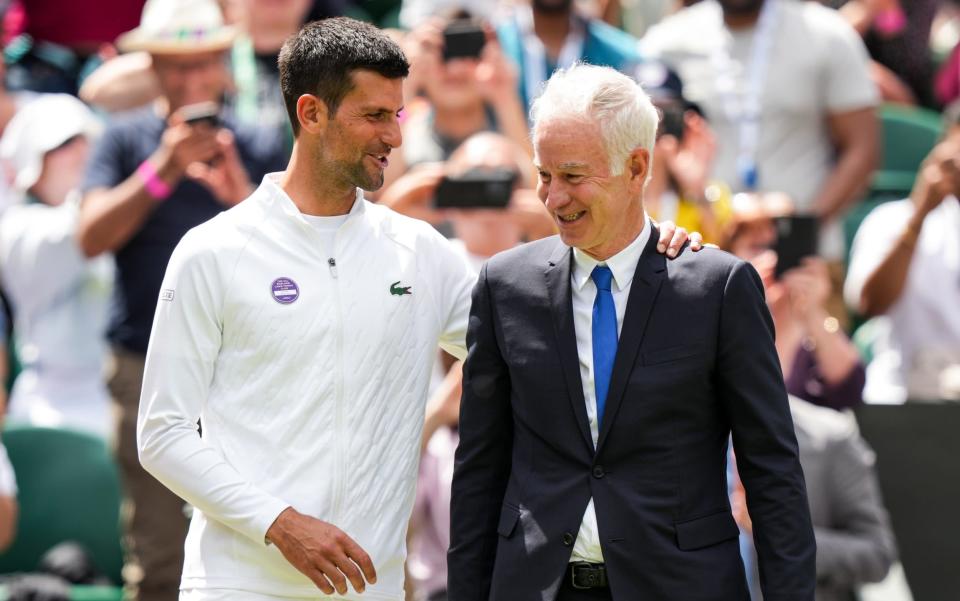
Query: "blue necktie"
591 265 618 425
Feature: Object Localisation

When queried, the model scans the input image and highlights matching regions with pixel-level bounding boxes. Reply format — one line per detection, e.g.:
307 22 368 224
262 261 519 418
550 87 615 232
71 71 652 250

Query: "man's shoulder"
665 245 742 280
585 18 641 66
857 199 914 236
789 396 859 450
485 236 563 276
176 193 267 256
642 1 719 48
367 201 447 249
100 106 163 136
791 0 856 33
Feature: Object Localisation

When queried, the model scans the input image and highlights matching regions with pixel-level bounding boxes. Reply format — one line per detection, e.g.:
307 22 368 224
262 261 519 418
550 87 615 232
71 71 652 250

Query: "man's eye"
566 174 583 183
538 172 551 182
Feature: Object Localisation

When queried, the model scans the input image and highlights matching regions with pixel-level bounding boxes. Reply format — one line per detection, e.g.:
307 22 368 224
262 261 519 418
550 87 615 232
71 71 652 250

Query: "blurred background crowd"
0 0 956 600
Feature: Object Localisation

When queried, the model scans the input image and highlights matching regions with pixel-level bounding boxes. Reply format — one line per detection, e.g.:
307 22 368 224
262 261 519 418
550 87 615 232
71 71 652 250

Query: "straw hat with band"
116 0 237 55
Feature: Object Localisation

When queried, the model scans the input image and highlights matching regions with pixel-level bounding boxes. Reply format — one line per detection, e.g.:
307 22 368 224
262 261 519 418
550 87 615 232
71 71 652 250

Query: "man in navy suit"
448 64 816 601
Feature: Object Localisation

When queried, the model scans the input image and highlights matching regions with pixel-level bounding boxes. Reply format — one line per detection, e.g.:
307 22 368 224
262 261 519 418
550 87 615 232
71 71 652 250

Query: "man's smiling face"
534 115 647 259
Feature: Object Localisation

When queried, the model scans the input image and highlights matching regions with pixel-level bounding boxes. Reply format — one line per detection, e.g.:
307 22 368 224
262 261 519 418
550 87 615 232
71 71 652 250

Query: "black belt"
567 562 608 589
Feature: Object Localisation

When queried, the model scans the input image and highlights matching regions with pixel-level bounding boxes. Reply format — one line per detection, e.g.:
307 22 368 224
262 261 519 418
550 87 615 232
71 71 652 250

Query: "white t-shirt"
844 198 960 403
0 196 114 438
641 0 878 213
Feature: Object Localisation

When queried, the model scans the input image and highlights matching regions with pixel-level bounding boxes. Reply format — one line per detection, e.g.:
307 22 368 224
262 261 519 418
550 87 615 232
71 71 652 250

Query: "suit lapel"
544 241 594 454
596 226 666 454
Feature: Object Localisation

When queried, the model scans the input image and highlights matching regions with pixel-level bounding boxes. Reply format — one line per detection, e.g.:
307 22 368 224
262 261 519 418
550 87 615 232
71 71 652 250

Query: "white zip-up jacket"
138 174 475 600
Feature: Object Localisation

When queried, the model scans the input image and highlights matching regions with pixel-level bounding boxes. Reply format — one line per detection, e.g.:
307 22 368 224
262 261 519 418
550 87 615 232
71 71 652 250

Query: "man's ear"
296 94 329 135
628 147 650 187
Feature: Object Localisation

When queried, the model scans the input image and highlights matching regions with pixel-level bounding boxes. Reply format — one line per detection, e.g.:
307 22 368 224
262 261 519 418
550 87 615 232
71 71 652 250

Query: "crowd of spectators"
0 0 957 600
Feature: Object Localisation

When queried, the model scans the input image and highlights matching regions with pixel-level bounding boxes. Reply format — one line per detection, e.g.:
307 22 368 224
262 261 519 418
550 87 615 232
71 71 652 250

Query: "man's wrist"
137 159 174 201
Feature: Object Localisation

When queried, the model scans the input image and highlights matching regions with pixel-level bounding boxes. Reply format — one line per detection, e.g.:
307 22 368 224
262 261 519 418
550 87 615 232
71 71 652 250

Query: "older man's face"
534 116 647 259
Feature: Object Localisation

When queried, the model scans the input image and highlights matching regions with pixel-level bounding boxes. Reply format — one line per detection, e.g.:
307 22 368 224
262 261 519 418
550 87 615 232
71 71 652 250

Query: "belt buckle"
570 562 601 590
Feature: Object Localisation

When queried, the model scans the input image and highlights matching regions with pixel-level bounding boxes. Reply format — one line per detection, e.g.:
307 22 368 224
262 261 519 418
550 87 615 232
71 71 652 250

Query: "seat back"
871 104 943 197
0 425 123 583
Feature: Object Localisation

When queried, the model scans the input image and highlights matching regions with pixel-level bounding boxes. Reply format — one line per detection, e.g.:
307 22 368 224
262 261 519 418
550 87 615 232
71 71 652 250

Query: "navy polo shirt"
82 107 288 355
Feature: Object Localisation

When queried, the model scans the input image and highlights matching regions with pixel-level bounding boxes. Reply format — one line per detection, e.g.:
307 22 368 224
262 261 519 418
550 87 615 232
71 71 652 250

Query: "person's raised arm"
855 139 960 317
78 114 245 258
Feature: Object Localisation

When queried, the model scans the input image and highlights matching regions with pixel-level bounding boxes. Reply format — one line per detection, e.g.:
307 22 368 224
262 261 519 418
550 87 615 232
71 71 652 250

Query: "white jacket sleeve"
433 234 477 361
138 229 290 545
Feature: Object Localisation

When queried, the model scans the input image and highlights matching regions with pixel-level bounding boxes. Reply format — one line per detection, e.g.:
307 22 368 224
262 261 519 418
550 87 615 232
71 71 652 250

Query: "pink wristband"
874 7 907 36
137 160 173 201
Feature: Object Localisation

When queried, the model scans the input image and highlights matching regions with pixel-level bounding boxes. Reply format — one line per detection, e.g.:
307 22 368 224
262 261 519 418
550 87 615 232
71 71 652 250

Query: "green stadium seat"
0 426 124 592
870 103 943 197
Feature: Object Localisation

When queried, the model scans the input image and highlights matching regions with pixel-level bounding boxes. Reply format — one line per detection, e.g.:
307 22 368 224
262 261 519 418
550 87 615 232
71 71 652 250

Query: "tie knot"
591 265 614 292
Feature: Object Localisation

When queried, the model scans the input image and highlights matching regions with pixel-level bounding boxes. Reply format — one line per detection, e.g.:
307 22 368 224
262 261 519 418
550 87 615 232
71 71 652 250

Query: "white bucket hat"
117 0 237 55
0 94 103 193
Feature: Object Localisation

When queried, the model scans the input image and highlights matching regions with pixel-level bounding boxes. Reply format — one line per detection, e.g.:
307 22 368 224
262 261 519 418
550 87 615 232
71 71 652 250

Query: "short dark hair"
278 17 409 135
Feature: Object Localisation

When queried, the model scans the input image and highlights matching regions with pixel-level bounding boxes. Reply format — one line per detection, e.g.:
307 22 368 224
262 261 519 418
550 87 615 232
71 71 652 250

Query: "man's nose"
542 180 569 211
383 118 402 149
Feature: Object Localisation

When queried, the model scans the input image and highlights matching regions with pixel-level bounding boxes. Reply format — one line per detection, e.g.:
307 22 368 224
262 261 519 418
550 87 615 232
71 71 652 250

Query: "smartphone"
180 102 221 127
442 20 486 62
434 168 517 209
773 215 818 278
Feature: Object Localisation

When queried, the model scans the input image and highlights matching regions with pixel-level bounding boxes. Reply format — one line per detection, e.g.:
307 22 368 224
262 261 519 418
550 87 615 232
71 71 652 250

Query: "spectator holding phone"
845 104 960 403
383 12 530 195
722 193 866 411
637 62 733 244
74 0 287 598
379 132 553 252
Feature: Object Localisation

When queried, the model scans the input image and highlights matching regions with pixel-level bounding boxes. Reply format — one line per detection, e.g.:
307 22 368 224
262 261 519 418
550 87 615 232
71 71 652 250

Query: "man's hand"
780 257 831 323
911 138 960 221
266 507 377 596
185 129 253 206
377 163 446 223
656 220 704 258
662 111 717 204
151 113 221 181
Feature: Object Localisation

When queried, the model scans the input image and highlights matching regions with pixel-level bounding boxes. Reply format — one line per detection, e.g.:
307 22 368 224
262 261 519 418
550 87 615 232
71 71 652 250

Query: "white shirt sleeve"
843 201 909 311
138 228 290 545
0 443 17 497
819 6 879 112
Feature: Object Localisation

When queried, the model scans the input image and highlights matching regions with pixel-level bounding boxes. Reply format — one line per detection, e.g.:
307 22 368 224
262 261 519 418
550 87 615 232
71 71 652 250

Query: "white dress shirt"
569 216 651 563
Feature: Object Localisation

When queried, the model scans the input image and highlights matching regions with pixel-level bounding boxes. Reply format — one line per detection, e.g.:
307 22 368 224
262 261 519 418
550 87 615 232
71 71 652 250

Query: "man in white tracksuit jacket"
137 17 695 601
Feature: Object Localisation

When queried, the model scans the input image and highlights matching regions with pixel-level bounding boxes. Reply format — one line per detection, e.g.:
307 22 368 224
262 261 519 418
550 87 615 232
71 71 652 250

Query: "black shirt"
81 107 288 354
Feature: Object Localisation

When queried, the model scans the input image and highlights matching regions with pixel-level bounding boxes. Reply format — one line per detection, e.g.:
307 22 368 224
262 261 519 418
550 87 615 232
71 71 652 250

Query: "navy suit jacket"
448 229 816 601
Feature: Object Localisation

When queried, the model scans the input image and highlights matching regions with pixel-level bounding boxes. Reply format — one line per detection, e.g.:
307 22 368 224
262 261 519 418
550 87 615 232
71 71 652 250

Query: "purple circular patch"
271 277 299 304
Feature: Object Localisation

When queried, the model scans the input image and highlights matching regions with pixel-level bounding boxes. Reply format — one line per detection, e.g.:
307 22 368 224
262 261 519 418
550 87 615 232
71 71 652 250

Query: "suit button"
562 532 574 546
593 465 605 478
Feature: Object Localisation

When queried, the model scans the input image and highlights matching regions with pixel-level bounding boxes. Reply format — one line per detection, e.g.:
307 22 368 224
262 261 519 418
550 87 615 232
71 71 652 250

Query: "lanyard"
231 35 259 125
711 0 780 190
516 5 585 106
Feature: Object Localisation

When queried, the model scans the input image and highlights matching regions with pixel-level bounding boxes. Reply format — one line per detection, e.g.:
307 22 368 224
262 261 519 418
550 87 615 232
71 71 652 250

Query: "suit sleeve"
717 260 817 601
814 429 897 587
448 262 514 601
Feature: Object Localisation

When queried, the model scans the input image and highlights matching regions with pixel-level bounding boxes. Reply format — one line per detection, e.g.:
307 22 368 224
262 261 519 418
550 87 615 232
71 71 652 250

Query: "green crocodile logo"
390 281 412 296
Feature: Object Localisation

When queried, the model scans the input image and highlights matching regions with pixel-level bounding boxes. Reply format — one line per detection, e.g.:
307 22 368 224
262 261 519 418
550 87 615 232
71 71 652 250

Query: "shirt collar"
572 215 651 292
261 172 366 223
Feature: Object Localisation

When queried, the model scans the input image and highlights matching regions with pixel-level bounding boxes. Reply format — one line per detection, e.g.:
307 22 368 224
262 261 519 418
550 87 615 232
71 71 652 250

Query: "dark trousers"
555 578 613 601
111 347 189 601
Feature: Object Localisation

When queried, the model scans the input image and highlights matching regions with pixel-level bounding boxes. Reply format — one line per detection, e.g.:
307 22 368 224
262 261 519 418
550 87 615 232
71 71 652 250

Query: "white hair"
530 63 659 179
